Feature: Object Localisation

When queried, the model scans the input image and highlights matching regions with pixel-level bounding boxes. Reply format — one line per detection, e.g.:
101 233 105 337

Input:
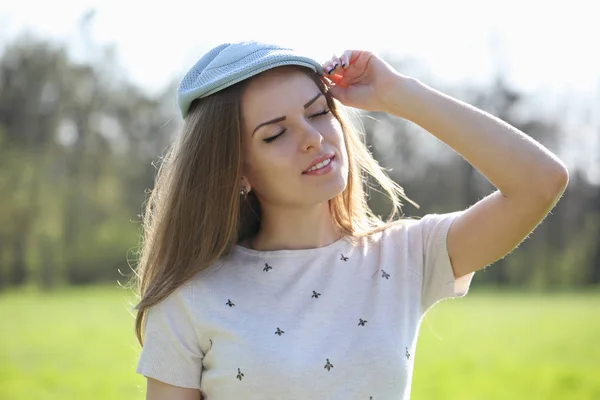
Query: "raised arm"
324 49 569 279
385 76 568 278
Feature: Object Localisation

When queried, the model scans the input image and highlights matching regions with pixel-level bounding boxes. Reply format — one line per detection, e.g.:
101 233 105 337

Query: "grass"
413 289 600 399
0 285 145 399
1 285 599 399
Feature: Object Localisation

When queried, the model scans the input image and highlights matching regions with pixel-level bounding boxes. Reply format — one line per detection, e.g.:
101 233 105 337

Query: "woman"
132 41 568 399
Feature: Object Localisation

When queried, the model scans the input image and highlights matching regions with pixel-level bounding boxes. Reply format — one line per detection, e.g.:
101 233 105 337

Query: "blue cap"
177 41 325 118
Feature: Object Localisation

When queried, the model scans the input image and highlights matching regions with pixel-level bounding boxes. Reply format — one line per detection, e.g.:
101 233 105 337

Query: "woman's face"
241 67 349 208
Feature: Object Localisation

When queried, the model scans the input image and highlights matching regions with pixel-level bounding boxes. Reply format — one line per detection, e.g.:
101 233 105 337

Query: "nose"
299 122 324 151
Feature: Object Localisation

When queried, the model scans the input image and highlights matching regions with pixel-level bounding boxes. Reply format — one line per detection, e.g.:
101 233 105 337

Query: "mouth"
303 154 335 174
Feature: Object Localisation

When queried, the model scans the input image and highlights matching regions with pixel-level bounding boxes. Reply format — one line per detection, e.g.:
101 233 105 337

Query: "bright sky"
1 0 599 179
2 0 599 95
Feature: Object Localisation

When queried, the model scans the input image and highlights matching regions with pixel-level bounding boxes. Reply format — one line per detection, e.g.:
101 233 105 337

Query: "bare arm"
146 378 202 400
386 76 569 278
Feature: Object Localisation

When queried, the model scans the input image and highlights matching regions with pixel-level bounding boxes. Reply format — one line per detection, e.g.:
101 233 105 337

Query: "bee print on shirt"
236 368 244 381
263 263 273 272
371 268 391 279
324 358 334 371
226 299 235 307
312 290 321 298
405 347 411 360
340 254 349 261
358 318 367 326
275 327 285 336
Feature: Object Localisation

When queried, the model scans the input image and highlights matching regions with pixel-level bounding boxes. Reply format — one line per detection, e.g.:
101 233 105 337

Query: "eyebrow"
252 93 323 136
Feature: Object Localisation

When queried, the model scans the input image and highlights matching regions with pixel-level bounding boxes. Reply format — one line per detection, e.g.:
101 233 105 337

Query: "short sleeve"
419 211 474 315
136 282 204 389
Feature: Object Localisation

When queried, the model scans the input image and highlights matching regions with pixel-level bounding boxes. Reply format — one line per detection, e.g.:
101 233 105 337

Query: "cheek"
322 119 346 156
244 148 298 190
321 117 344 140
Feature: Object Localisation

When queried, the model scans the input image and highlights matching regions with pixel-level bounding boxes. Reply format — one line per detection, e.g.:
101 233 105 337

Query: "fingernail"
327 67 334 75
333 62 338 69
341 61 346 68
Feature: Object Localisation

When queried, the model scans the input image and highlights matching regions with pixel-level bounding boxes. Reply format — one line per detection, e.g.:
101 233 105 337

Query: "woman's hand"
321 50 405 113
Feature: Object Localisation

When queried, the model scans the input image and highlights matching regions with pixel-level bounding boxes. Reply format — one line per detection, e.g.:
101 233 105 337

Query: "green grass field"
1 285 599 399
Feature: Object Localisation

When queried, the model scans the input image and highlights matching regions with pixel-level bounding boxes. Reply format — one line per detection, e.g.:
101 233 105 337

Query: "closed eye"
263 130 285 143
311 109 331 118
262 110 331 143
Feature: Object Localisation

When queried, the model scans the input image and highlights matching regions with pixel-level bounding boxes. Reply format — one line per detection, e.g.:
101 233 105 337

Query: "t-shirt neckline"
234 235 350 258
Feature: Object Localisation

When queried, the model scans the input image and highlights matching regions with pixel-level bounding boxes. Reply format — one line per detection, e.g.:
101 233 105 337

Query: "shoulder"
370 211 464 251
146 280 194 320
372 215 421 244
381 212 463 236
349 217 422 260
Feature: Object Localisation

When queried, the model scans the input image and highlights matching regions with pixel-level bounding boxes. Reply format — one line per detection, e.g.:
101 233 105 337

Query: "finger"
326 73 344 85
325 56 340 75
322 59 333 75
324 73 349 91
340 50 353 69
322 50 357 74
332 54 344 72
324 55 341 75
342 50 365 68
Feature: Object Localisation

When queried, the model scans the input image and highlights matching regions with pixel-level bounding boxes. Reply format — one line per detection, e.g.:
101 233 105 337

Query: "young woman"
132 41 568 400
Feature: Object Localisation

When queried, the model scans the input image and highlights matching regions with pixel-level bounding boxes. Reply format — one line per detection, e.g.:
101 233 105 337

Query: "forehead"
242 67 322 116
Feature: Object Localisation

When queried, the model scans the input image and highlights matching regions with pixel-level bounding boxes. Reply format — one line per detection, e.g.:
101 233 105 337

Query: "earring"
240 187 248 199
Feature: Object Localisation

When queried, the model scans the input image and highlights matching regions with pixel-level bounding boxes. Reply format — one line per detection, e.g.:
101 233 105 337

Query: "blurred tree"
0 27 597 291
588 177 600 284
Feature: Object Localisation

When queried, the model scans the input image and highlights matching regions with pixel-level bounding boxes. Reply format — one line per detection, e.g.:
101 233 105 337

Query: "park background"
1 1 599 399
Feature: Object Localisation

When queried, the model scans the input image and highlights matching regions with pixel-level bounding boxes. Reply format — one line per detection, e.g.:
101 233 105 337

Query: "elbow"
505 159 569 205
541 162 569 203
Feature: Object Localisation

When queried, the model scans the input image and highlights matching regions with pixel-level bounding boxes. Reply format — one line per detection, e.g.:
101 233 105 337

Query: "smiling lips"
303 154 335 175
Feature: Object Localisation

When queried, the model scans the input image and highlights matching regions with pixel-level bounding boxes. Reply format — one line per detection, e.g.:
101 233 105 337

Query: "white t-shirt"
136 211 475 399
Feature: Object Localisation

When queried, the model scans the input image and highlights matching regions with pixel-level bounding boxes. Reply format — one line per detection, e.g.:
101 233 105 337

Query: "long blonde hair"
129 67 418 346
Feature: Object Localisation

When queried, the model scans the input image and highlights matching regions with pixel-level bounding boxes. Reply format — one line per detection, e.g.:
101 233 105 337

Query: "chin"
295 168 349 204
320 175 348 201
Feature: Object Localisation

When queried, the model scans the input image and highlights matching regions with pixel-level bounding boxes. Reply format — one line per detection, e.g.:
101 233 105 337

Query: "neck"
249 201 340 251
